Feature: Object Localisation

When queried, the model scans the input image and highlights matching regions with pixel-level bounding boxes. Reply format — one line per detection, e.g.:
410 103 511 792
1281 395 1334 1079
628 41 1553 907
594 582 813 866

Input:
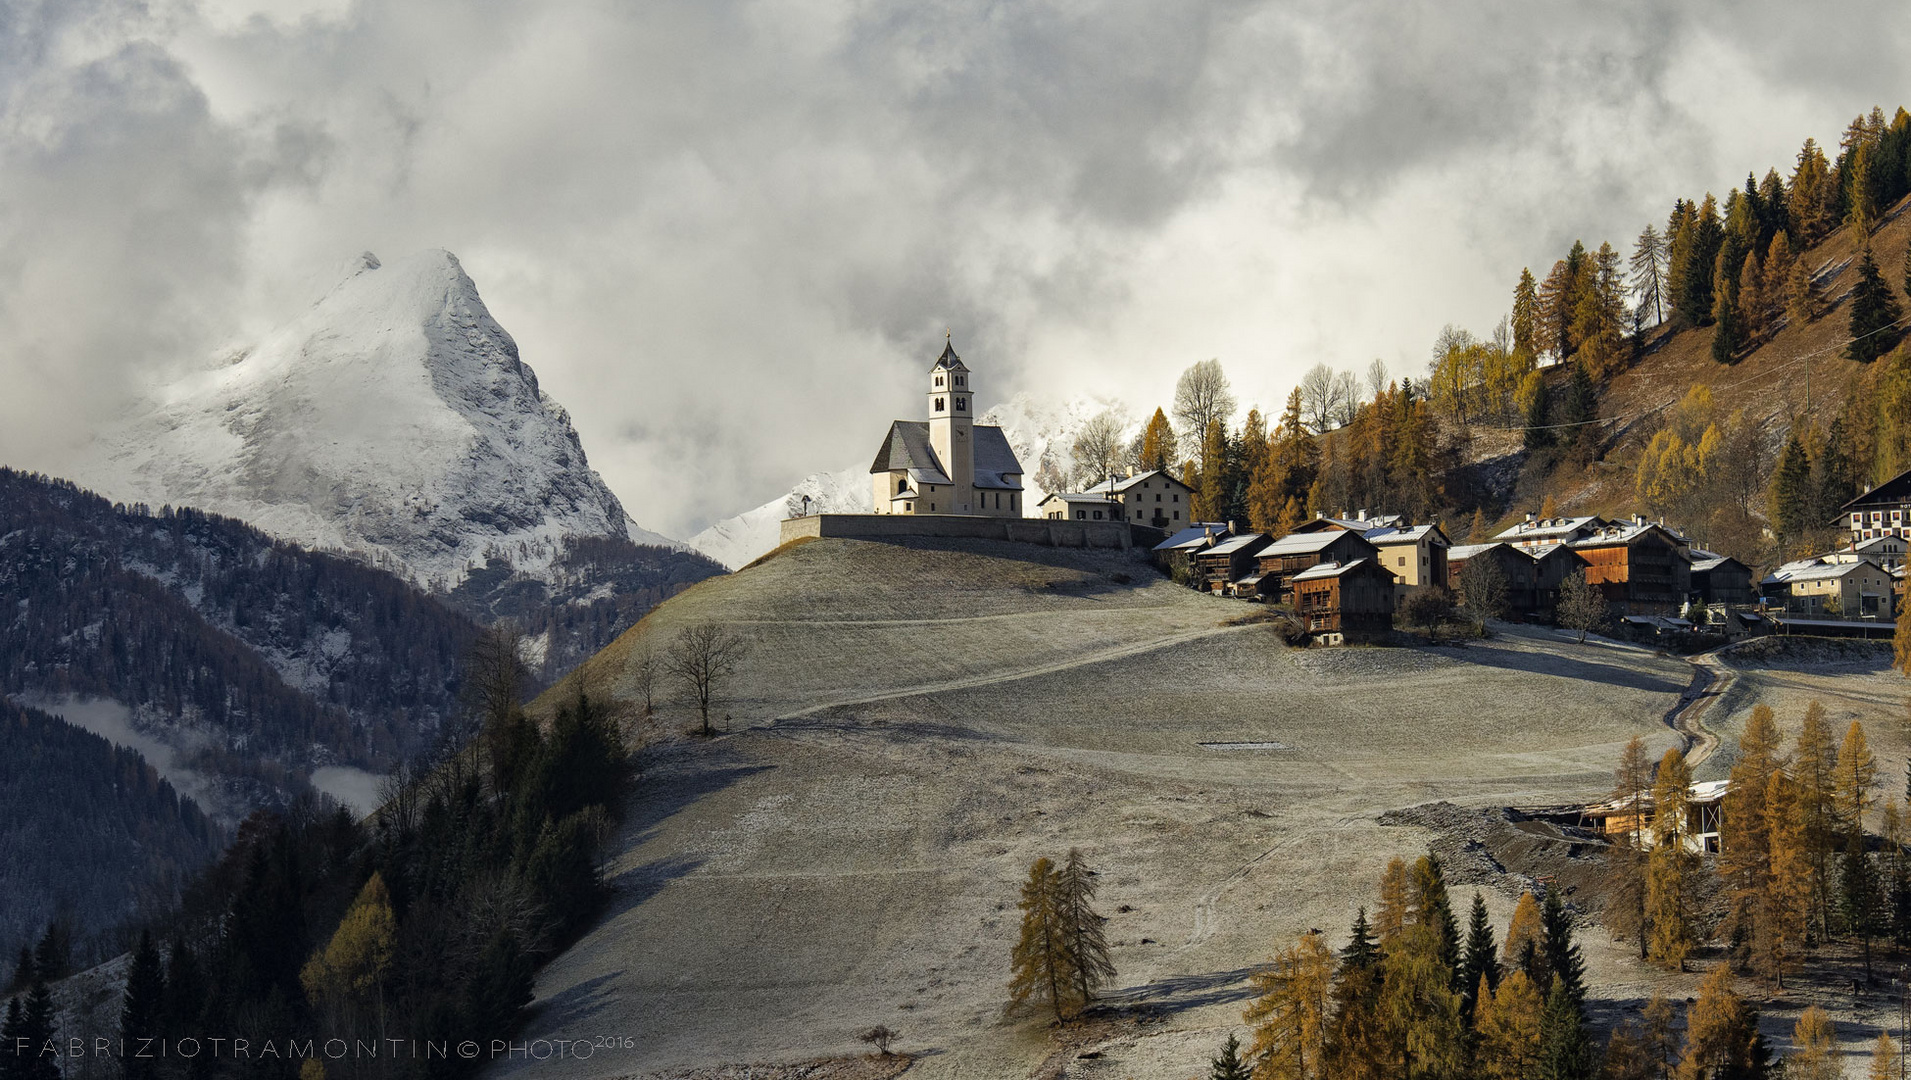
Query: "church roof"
931 338 968 372
868 421 1023 490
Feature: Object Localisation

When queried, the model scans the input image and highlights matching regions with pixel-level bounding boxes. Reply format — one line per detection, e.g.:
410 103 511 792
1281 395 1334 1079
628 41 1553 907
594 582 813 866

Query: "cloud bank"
0 0 1905 536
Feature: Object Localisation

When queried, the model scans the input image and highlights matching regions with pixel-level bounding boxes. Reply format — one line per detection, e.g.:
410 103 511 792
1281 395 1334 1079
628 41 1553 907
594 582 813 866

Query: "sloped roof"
1840 466 1911 512
1494 515 1606 542
1203 533 1269 556
1109 469 1190 494
1259 531 1349 557
1292 557 1387 582
1039 492 1116 506
1570 520 1686 550
1449 542 1514 561
931 339 967 372
1153 523 1229 551
1296 512 1404 533
868 421 1023 490
1365 523 1447 547
1762 560 1885 584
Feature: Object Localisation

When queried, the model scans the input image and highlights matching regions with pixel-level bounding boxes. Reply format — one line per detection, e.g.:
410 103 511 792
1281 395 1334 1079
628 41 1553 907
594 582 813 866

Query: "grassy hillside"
509 537 1704 1079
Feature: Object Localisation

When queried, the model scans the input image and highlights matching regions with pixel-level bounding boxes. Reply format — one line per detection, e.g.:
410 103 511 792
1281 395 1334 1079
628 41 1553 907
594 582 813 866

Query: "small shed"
1290 558 1396 644
1253 529 1382 603
1688 552 1755 606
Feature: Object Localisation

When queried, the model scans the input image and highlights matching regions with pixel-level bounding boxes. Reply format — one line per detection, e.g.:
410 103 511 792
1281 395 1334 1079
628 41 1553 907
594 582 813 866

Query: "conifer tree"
1503 892 1544 990
1794 701 1842 938
1377 924 1466 1078
1376 858 1410 942
1535 978 1594 1080
1138 409 1177 473
1790 138 1832 243
301 872 397 1037
1008 857 1074 1022
1208 1033 1250 1080
1674 194 1723 327
1719 706 1783 960
6 949 27 995
1473 970 1542 1080
1610 736 1654 959
1 996 21 1076
18 980 56 1080
1835 720 1879 840
1841 844 1883 980
1678 966 1758 1079
1885 798 1911 948
1055 849 1115 1008
1340 907 1380 972
1458 891 1500 1021
1711 251 1742 364
1872 1033 1900 1080
1196 419 1230 523
1640 995 1678 1078
1520 371 1552 451
1646 748 1696 971
1630 225 1668 326
1769 428 1814 541
119 931 166 1080
1537 890 1586 1006
1846 248 1905 363
1790 1006 1838 1080
1757 771 1812 988
1409 855 1462 985
1243 931 1332 1080
1513 269 1541 358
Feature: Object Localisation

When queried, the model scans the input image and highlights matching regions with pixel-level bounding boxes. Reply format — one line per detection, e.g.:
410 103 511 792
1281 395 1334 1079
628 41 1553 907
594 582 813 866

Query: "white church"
868 339 1026 517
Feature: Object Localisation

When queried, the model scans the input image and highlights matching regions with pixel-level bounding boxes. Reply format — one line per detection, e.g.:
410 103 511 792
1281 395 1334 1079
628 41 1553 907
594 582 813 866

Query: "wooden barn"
1251 529 1381 603
1290 559 1396 644
1527 541 1590 616
1689 553 1755 606
1570 519 1691 616
1446 542 1538 613
1193 532 1271 593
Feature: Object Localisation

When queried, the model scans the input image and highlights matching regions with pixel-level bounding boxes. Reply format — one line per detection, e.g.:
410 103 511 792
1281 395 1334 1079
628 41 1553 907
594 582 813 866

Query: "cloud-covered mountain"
686 391 1129 569
77 250 647 590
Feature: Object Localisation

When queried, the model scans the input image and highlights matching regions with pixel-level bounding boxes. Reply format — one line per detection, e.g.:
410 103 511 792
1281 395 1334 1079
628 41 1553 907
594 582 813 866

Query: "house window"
1398 556 1406 566
1076 510 1086 520
930 502 935 511
1174 494 1180 502
906 502 914 513
1173 510 1180 520
1011 493 1017 510
1156 494 1162 502
1093 510 1104 520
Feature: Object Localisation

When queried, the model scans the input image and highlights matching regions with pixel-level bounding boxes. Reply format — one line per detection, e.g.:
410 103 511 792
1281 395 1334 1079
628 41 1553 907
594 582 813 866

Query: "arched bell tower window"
955 397 967 411
897 477 908 494
934 397 945 411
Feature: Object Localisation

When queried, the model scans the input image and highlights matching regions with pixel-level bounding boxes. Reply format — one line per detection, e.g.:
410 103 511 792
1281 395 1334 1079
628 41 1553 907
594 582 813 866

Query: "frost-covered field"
502 538 1883 1080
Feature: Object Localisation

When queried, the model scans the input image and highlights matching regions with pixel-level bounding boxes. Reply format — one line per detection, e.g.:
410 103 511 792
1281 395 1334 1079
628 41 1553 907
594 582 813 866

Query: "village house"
868 339 1025 517
1099 469 1195 528
1841 532 1908 570
1250 529 1382 603
1290 559 1397 644
1294 510 1405 533
1193 532 1271 593
1037 492 1119 521
1762 556 1897 618
1570 517 1692 616
1838 466 1911 542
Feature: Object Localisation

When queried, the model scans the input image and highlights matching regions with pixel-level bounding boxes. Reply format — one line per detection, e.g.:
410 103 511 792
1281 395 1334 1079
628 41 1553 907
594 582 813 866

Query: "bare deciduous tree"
1069 409 1128 491
1298 363 1336 434
1330 369 1361 427
1364 358 1389 399
1557 569 1608 644
666 623 749 737
629 635 659 718
1172 359 1236 460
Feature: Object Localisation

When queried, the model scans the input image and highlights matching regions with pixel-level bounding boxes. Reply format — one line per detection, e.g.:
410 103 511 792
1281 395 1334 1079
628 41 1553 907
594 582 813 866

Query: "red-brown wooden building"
1290 558 1396 644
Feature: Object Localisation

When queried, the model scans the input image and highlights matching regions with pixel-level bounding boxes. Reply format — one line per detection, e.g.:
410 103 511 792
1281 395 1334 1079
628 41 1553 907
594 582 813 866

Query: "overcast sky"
1 0 1905 537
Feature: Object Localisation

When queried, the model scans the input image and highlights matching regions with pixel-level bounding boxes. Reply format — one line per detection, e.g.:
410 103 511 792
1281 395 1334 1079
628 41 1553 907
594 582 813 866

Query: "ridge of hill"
508 535 1697 1078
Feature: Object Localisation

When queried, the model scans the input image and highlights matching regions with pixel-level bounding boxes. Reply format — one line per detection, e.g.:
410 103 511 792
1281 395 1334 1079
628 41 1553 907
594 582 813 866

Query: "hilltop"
506 536 1703 1079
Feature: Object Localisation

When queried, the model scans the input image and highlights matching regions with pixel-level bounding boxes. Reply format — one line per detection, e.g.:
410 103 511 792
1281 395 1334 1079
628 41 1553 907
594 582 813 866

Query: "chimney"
1316 510 1325 519
1356 508 1368 521
1525 512 1537 524
1228 520 1239 534
1125 465 1137 478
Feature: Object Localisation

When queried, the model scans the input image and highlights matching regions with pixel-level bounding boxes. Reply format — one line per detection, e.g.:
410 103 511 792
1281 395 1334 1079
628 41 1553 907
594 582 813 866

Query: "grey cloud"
0 0 1907 536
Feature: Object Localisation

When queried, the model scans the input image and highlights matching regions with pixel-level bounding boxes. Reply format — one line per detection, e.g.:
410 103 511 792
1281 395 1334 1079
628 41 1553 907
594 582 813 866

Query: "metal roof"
1204 533 1269 556
868 420 1023 490
1108 469 1189 494
1292 557 1378 581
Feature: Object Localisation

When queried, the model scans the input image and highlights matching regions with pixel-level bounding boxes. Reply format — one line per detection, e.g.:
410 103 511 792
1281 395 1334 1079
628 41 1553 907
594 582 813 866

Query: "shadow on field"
523 969 625 1032
605 853 705 920
1102 966 1263 1013
625 744 776 850
1449 641 1686 694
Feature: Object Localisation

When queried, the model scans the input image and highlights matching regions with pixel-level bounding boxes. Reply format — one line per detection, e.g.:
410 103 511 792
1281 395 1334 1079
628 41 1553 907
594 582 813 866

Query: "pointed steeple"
931 333 967 373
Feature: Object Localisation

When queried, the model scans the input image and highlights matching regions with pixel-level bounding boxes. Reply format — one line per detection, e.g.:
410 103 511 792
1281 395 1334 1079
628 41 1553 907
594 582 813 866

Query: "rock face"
686 391 1130 569
81 250 639 590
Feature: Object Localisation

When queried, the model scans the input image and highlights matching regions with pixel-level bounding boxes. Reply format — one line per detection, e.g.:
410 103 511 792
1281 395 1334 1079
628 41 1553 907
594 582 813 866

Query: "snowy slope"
685 391 1130 569
77 251 644 590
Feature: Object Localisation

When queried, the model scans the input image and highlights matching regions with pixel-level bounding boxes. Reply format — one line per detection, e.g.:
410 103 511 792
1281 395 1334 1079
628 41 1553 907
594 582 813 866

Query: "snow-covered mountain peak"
77 249 642 590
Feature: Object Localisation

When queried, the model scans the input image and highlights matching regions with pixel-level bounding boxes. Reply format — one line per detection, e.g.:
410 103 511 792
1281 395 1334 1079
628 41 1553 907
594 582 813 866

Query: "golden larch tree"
1471 969 1543 1080
301 872 397 1040
1789 1005 1838 1080
1678 966 1758 1080
1375 858 1410 943
1502 892 1544 983
1007 857 1075 1022
1647 747 1697 970
1719 705 1784 958
1833 720 1879 842
1242 931 1332 1080
1609 736 1655 959
1792 701 1840 937
1756 771 1812 987
1871 1033 1899 1080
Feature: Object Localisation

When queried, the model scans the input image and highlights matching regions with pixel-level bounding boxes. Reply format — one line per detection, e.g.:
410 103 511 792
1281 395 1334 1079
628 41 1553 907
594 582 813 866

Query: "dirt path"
775 622 1257 720
1665 646 1743 770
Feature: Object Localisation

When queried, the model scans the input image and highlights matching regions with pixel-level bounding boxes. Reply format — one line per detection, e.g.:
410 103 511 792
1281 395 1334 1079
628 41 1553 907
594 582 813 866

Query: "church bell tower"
928 336 974 513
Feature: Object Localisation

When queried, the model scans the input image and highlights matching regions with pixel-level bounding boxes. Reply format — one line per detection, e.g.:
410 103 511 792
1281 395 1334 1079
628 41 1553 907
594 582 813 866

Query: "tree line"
2 627 635 1079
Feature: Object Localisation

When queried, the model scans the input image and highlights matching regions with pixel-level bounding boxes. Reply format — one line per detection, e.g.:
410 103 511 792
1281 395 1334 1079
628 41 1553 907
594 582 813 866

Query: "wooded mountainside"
0 696 220 974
